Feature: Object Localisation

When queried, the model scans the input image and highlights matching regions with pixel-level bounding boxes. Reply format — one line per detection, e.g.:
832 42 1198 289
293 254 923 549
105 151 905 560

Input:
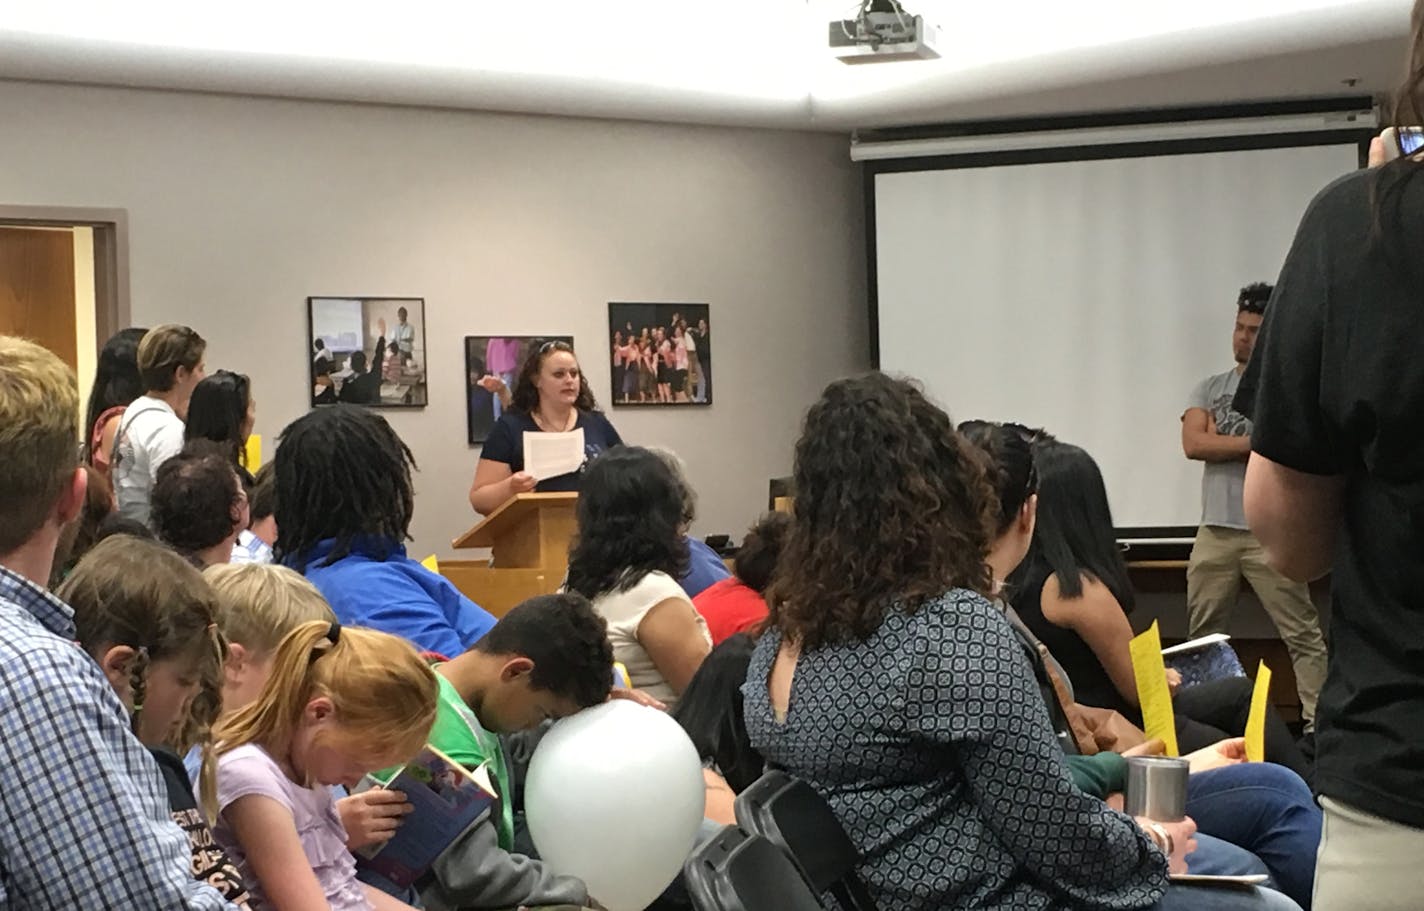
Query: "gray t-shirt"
1186 369 1249 529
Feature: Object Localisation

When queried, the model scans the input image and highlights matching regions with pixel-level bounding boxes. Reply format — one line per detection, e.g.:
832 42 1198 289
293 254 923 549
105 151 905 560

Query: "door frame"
0 205 129 346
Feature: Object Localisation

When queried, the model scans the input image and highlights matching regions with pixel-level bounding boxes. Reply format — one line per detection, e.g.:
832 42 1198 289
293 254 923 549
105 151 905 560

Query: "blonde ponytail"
214 621 437 776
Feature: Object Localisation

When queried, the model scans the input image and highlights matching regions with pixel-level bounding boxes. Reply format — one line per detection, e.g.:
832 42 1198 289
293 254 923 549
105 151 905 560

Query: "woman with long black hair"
564 446 710 709
1006 436 1310 780
83 327 148 483
184 369 256 488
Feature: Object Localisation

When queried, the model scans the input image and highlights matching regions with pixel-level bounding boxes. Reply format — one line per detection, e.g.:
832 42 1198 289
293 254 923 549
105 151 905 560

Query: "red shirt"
693 577 769 646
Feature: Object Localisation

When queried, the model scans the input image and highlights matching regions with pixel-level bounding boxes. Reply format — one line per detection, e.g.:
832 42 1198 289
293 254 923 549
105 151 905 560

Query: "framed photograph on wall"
308 296 428 408
464 335 574 444
607 302 711 406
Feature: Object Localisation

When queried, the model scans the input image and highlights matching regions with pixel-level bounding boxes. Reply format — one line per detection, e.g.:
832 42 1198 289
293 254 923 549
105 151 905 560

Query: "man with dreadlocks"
275 404 495 657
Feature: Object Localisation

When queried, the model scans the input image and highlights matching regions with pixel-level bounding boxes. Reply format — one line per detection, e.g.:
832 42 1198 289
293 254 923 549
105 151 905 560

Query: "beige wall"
0 80 868 559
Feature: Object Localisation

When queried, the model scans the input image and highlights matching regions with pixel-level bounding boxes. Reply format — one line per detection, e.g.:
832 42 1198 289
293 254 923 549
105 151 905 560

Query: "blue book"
355 744 498 888
1162 634 1245 689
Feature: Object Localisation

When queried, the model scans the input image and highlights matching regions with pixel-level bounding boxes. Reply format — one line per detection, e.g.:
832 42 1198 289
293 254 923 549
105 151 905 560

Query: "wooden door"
0 227 77 370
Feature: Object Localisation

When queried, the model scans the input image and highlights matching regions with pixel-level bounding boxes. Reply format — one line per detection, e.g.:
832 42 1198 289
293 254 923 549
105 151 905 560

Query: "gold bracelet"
1147 822 1175 856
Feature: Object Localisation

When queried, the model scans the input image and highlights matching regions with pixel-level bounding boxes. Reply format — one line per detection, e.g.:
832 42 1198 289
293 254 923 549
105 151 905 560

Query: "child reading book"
60 535 251 907
372 592 616 911
210 621 438 911
202 562 419 857
355 745 498 888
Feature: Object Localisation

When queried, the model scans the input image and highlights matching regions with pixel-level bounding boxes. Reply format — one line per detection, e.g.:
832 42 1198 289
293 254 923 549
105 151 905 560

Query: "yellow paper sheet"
1129 621 1179 757
244 434 262 471
1245 662 1273 763
420 554 440 574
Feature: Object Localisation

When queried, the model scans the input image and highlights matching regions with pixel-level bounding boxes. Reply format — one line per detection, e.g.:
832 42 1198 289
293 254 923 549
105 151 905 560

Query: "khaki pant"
1186 525 1327 725
1314 796 1424 911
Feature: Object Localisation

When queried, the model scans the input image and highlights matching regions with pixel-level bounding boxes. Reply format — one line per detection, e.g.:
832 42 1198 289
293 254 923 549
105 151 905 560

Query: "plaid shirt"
0 566 238 910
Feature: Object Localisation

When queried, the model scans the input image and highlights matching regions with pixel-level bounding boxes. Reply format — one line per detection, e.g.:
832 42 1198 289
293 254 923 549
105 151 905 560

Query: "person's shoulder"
494 411 535 433
0 609 113 699
698 577 761 611
1198 369 1235 391
634 570 692 602
1296 168 1374 235
685 536 721 561
1311 168 1372 208
581 410 618 431
218 742 280 775
919 588 1002 627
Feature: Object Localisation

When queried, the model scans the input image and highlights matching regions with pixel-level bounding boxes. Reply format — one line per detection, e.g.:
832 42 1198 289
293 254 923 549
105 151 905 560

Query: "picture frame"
308 296 428 408
607 302 711 407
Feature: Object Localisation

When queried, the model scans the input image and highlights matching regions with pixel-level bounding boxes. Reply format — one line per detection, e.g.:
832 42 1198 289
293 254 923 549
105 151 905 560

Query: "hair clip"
327 621 341 645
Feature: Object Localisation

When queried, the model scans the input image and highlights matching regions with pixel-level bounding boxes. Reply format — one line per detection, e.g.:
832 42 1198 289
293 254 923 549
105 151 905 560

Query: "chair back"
734 770 879 911
683 825 826 911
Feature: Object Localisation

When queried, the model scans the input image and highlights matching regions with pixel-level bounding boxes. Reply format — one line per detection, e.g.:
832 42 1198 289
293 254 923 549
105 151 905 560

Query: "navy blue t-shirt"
480 410 623 491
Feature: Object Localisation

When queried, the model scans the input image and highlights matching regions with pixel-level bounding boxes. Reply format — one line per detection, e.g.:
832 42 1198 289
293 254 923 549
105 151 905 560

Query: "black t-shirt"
1234 168 1424 827
149 747 250 905
478 410 623 491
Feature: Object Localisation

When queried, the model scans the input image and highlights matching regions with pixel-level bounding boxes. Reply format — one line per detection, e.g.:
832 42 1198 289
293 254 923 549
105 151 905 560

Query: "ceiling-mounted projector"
829 0 940 64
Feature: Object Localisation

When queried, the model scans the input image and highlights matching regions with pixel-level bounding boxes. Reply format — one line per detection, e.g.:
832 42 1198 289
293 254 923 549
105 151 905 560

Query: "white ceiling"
0 1 1411 131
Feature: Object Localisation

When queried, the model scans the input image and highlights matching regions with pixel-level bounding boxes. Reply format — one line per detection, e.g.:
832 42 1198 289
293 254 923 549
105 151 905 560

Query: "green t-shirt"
381 671 515 850
1065 752 1128 799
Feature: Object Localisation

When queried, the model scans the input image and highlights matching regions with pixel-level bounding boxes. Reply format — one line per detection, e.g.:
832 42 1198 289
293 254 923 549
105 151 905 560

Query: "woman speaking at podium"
469 340 623 514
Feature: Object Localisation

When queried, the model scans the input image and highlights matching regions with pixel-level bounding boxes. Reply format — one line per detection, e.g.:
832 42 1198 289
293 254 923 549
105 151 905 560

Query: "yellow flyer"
1129 621 1179 757
1245 662 1273 763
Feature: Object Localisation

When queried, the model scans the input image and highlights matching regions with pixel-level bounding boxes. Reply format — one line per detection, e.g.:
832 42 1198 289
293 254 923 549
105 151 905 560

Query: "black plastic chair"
683 825 827 911
733 770 880 911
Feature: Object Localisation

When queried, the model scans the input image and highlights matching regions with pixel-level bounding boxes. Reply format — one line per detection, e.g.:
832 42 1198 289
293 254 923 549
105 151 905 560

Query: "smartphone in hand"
1381 126 1424 161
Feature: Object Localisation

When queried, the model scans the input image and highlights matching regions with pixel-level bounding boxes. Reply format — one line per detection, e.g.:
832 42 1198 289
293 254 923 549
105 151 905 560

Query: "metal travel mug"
1123 756 1189 821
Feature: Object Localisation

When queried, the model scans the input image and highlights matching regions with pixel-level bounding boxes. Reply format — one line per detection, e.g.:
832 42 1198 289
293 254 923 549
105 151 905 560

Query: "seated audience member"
210 622 436 911
60 535 249 906
185 369 258 490
963 420 1321 907
97 512 161 543
84 326 148 484
114 323 207 523
313 358 339 406
1005 436 1310 781
276 405 495 657
244 461 277 546
744 373 1297 911
672 634 764 811
338 339 384 405
648 447 731 598
0 335 237 908
201 562 414 866
203 563 339 730
565 446 712 709
49 463 114 587
396 593 613 911
693 512 790 644
152 440 250 569
232 462 275 564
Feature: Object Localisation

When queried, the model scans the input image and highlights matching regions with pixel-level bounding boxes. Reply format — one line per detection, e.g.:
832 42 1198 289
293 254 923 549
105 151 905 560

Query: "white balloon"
525 700 706 911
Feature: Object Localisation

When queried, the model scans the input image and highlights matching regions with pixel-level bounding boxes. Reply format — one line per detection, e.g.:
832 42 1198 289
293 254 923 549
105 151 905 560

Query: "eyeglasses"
539 340 573 354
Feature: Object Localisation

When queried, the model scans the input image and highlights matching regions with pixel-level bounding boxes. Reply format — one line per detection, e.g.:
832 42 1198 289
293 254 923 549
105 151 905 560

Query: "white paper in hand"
523 428 586 481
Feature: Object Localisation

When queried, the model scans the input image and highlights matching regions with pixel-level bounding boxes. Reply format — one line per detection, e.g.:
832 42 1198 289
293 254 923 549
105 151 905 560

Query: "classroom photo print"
607 301 711 406
309 296 428 408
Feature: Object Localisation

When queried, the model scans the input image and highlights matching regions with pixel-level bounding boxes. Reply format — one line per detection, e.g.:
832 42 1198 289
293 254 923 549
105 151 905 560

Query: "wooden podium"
441 492 578 618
